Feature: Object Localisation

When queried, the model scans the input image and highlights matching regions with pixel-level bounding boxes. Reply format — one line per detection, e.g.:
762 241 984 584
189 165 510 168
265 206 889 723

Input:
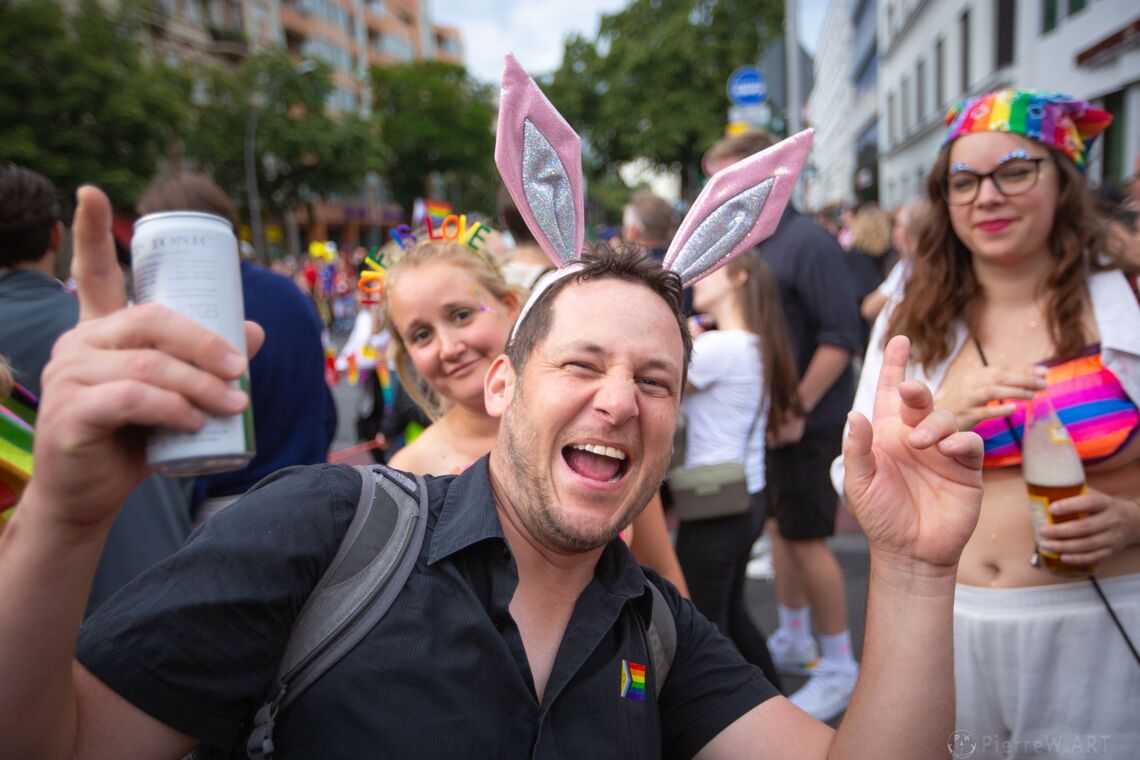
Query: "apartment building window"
888 91 896 146
887 2 895 32
935 38 944 109
916 58 926 123
1069 0 1086 13
960 10 970 93
996 0 1016 68
901 75 911 135
1042 0 1058 33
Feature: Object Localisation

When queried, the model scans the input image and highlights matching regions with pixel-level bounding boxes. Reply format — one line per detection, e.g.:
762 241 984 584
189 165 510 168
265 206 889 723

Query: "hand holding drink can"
1021 390 1093 576
130 211 255 476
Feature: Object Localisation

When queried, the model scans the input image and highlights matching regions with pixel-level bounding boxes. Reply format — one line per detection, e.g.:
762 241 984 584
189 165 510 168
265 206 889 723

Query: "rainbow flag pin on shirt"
620 660 646 701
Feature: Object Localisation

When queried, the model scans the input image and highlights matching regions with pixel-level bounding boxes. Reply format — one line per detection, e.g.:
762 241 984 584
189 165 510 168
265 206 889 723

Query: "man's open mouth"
562 443 630 483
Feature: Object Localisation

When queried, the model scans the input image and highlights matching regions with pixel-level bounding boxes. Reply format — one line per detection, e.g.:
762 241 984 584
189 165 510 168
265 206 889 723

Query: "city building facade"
122 0 466 250
879 0 1139 208
805 0 881 210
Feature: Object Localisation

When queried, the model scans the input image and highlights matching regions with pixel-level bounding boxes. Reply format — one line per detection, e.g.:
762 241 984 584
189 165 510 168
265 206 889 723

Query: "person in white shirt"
676 249 803 692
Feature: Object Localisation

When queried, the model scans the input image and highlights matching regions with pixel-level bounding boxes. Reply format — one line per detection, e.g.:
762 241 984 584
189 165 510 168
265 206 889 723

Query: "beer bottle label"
1047 422 1071 444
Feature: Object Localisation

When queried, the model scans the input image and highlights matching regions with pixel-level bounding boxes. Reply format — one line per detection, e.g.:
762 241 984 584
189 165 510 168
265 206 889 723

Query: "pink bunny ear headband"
495 53 813 341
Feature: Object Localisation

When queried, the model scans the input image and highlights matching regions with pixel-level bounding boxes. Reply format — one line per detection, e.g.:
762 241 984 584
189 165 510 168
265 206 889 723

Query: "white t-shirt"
876 258 911 301
681 329 768 493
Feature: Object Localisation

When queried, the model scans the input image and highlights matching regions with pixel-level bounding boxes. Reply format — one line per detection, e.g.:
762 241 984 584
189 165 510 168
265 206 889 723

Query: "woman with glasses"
836 90 1140 753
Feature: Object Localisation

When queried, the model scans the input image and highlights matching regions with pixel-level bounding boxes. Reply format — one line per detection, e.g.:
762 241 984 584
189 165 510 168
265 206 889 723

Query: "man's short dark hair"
507 242 693 386
624 191 675 243
137 172 239 228
497 184 537 245
0 163 60 268
702 129 778 174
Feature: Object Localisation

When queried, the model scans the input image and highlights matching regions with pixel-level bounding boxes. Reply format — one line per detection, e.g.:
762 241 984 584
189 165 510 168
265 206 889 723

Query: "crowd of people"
0 57 1138 760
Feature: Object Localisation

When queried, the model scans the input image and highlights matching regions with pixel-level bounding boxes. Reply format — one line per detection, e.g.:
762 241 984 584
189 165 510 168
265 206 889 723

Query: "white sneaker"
745 555 774 581
766 628 819 676
789 661 859 722
750 534 771 558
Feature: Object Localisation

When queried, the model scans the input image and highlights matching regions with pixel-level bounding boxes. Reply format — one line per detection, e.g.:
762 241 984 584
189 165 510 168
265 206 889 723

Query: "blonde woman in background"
382 239 689 593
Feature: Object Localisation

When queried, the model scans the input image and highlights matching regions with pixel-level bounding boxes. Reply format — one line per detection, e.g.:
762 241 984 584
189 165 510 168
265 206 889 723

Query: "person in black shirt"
704 132 866 722
1 186 985 759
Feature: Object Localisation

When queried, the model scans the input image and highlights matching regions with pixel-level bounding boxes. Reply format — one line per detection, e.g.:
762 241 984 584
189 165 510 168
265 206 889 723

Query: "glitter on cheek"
474 288 489 312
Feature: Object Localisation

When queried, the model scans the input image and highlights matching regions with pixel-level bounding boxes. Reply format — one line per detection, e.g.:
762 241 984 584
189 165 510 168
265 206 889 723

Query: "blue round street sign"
727 66 767 106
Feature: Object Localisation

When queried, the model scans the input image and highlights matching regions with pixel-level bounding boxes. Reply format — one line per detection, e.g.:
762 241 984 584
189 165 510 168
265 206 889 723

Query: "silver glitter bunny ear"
664 129 814 286
494 53 586 268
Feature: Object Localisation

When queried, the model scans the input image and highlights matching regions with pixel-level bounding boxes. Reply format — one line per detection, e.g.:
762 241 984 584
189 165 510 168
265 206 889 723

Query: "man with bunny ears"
0 56 983 759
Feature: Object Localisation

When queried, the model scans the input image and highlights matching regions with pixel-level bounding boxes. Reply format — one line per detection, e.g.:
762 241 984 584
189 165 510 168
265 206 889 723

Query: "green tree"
0 0 189 209
546 0 783 200
183 52 388 229
371 61 496 215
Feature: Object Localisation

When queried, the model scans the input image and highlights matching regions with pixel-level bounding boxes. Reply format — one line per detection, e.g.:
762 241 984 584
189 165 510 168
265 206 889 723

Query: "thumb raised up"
71 186 127 322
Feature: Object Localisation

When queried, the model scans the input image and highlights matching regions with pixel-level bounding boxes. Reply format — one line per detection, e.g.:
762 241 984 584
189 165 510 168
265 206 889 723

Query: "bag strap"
246 465 429 760
739 392 765 463
643 581 676 697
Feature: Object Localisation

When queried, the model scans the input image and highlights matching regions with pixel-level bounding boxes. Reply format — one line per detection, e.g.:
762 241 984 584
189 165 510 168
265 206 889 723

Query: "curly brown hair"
887 144 1114 370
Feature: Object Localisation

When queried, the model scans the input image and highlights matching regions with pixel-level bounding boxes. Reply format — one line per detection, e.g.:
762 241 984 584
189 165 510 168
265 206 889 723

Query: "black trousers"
675 489 783 693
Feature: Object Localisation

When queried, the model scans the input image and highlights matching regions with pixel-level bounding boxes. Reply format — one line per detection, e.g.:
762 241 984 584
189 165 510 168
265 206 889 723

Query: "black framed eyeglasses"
942 158 1049 206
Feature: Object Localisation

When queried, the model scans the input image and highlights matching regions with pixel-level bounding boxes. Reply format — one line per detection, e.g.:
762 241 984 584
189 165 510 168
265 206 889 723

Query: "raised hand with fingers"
26 186 264 531
844 335 984 573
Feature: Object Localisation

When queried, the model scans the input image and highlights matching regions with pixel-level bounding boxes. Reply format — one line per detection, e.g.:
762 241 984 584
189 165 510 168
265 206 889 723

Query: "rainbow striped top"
974 345 1140 469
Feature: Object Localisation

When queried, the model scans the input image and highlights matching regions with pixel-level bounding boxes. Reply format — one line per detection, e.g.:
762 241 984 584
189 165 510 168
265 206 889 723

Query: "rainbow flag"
1 383 36 521
376 361 394 408
620 660 646 701
4 384 36 427
346 354 359 386
425 199 452 226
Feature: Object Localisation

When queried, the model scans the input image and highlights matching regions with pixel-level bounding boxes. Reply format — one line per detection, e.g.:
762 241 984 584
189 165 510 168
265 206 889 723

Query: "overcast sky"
429 0 828 85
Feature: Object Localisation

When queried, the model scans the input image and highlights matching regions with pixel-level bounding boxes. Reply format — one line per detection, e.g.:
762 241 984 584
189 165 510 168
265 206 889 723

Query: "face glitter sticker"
997 148 1030 165
951 161 974 174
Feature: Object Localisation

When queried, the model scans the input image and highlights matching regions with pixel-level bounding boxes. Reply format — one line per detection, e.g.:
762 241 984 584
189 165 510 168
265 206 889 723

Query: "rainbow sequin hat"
941 89 1112 171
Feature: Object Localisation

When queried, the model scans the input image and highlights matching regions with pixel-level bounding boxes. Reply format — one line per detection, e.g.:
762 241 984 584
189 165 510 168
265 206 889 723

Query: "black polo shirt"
78 459 775 758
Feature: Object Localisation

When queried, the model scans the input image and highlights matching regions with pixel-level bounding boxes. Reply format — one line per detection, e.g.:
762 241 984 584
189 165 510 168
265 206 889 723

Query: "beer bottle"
1021 390 1093 576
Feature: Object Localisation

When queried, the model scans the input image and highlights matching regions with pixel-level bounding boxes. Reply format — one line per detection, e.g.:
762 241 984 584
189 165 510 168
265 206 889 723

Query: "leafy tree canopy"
372 61 496 215
0 0 189 209
183 51 388 223
545 0 782 199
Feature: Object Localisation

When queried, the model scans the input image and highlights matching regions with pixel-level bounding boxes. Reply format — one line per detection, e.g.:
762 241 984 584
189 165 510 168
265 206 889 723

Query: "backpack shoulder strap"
644 580 677 698
246 464 429 760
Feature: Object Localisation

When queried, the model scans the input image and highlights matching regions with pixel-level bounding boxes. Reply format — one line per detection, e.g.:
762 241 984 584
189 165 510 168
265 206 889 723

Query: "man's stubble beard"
499 387 663 553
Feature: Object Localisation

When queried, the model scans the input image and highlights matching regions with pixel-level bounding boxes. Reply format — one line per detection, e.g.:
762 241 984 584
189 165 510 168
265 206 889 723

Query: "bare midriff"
957 434 1140 587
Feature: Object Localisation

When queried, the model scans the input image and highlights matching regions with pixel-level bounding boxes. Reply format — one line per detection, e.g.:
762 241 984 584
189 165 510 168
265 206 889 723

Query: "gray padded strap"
275 466 429 711
645 582 676 697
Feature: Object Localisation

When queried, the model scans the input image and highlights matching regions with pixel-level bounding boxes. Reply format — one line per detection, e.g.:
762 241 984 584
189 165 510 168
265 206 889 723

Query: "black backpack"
209 464 677 760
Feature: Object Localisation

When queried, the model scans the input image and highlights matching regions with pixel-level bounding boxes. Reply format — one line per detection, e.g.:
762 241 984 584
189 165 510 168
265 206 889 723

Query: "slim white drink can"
130 211 255 475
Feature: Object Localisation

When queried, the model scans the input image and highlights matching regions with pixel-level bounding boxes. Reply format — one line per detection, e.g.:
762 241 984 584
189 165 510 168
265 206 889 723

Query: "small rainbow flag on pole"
425 199 452 226
620 660 646 701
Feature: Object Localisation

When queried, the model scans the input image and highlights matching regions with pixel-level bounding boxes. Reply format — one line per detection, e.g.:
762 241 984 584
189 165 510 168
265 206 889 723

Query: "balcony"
208 25 248 60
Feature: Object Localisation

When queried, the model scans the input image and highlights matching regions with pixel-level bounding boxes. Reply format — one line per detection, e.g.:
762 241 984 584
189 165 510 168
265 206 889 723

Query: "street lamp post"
244 60 318 263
